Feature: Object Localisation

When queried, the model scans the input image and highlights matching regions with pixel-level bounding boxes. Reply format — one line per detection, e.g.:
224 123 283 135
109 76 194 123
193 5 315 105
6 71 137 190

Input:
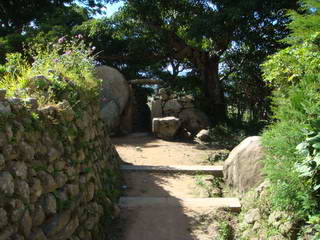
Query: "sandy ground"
112 133 220 166
113 133 229 240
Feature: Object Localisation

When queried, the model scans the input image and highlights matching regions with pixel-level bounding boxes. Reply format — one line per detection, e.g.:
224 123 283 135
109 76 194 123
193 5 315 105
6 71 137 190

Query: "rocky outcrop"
152 117 181 140
223 136 265 193
0 90 121 239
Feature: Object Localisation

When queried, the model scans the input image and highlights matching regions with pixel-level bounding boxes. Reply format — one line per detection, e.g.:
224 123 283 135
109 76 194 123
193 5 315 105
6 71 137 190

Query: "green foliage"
261 1 320 234
0 37 101 106
295 125 320 208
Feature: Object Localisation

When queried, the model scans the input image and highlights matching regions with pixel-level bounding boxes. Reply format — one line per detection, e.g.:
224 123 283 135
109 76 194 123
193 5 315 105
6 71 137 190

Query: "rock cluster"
151 88 211 139
0 89 121 240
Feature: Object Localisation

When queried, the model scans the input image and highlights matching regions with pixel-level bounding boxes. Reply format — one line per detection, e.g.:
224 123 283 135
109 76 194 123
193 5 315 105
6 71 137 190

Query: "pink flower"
75 34 83 39
63 50 72 56
58 37 66 44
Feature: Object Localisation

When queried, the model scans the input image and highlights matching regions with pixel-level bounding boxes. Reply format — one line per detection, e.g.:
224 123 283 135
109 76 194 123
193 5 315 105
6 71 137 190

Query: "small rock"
19 142 35 161
15 180 30 203
20 210 32 237
30 178 43 203
244 208 261 224
268 211 287 228
196 129 210 142
42 211 71 237
32 205 46 226
0 172 14 196
28 229 48 240
0 154 5 170
0 89 6 100
0 102 11 114
48 147 60 162
24 98 38 109
10 161 28 179
0 208 8 229
38 171 57 193
10 199 25 222
43 193 57 215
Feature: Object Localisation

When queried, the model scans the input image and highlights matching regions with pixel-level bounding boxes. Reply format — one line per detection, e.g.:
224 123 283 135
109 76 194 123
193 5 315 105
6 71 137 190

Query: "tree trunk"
196 54 227 123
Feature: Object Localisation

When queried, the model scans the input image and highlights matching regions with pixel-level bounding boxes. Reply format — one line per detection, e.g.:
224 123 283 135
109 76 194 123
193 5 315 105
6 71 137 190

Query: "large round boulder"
223 136 265 193
100 101 120 132
179 108 210 134
95 66 130 114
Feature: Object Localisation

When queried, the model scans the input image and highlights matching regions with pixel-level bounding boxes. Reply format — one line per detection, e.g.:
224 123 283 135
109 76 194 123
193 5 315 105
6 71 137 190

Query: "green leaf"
312 143 320 149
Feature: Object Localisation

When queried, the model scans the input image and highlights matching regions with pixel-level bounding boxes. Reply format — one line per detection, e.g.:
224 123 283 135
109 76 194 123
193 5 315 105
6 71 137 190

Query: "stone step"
119 197 241 212
120 164 223 177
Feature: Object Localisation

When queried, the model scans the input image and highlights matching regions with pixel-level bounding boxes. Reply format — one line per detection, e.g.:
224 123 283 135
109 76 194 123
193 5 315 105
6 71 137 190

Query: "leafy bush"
261 0 320 228
0 36 100 106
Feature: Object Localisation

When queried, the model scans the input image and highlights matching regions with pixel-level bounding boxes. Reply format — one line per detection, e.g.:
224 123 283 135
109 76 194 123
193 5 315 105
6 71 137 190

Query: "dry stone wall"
0 89 121 240
151 88 211 139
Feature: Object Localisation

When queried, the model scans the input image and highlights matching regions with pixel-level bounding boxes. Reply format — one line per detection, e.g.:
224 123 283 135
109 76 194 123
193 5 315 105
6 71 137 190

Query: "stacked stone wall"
0 89 121 240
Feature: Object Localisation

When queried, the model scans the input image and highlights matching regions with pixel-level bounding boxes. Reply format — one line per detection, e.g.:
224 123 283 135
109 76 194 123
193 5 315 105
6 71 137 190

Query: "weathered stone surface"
28 229 48 240
32 205 46 227
43 193 57 215
223 136 265 193
66 183 80 198
196 129 210 142
0 171 14 196
20 210 32 237
151 99 163 119
0 89 6 100
19 142 35 161
42 211 71 237
152 117 181 140
48 148 60 162
179 108 211 134
96 65 130 114
38 171 57 193
0 154 5 170
24 98 38 109
0 93 121 239
163 99 182 117
15 180 30 203
100 100 120 131
0 226 14 239
0 101 11 114
30 178 43 203
10 161 28 179
244 208 261 224
55 173 68 189
52 216 79 240
10 199 25 222
158 88 169 100
0 208 7 229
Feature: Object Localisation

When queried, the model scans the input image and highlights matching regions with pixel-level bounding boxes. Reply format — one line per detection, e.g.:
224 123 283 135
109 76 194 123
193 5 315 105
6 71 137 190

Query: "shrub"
261 0 320 224
0 36 101 106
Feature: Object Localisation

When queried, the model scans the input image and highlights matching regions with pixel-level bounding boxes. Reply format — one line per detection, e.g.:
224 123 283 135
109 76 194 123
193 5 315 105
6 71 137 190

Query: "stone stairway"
119 164 241 240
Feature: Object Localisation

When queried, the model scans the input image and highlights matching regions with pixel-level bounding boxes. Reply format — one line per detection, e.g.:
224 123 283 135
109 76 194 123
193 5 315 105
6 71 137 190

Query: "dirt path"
112 133 220 166
112 133 239 240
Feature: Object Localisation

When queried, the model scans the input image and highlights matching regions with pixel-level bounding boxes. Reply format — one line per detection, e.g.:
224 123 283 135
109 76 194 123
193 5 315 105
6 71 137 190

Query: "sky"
95 1 124 18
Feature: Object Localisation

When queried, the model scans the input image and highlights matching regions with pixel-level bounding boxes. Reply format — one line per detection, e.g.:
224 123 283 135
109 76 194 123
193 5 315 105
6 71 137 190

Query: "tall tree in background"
102 0 298 121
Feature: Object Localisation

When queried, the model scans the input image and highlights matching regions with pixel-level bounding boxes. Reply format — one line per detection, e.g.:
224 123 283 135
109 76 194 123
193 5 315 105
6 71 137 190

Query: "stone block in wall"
151 99 163 119
163 99 182 117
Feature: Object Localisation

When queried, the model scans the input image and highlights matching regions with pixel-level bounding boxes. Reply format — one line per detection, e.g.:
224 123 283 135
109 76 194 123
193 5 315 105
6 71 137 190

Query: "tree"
98 0 298 122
